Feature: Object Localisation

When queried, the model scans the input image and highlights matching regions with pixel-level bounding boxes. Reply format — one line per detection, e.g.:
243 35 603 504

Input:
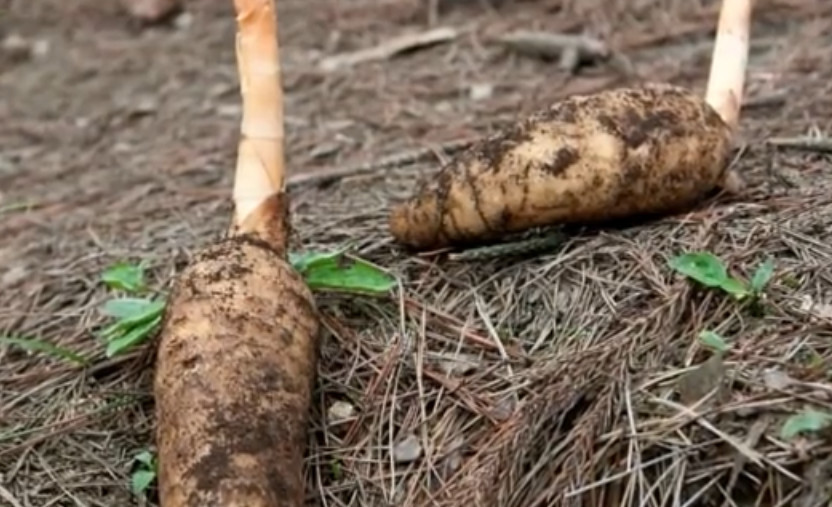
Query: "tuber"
153 0 319 506
389 0 753 251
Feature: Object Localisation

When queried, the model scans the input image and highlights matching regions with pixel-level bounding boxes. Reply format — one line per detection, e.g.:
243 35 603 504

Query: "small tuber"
388 0 754 251
153 0 319 506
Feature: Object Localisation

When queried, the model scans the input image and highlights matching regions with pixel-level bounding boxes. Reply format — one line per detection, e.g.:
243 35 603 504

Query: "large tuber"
389 84 737 249
153 0 319 506
390 0 753 251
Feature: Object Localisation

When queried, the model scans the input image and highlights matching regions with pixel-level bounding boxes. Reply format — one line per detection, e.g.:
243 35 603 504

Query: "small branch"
318 27 458 72
765 136 832 154
493 31 609 60
447 231 566 261
491 30 630 74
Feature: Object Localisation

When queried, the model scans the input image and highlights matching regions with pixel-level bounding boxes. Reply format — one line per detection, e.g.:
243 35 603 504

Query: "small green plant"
780 409 832 440
0 335 88 365
101 260 148 293
0 201 36 216
131 450 157 496
330 459 343 481
749 257 775 294
96 251 395 357
668 252 775 304
698 330 731 353
98 297 165 357
97 261 163 358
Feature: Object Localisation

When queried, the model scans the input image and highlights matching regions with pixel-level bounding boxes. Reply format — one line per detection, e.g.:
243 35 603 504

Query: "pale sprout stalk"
232 0 286 231
705 0 754 133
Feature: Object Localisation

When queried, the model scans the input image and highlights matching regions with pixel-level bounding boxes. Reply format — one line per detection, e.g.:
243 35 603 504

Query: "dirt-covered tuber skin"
154 197 320 507
153 0 321 505
389 83 738 250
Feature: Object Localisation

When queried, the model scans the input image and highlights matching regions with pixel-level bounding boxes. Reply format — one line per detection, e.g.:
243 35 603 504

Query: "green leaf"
101 261 146 293
131 470 156 495
719 277 751 300
780 410 832 440
291 251 395 294
330 460 343 480
133 450 156 468
105 316 162 357
290 250 346 272
698 330 730 352
101 297 163 319
0 335 88 366
668 252 729 288
98 298 165 341
750 258 775 293
0 201 35 215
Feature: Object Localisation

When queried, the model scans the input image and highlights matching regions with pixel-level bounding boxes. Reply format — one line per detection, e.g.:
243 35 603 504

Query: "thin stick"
766 136 832 154
232 0 286 232
705 0 754 132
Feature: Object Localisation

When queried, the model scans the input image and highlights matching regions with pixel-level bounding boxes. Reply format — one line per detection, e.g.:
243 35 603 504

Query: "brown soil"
2 0 832 506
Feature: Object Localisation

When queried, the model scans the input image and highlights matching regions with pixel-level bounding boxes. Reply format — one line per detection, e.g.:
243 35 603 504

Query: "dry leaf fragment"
438 352 481 377
798 295 832 322
678 353 726 405
490 394 517 421
438 436 464 479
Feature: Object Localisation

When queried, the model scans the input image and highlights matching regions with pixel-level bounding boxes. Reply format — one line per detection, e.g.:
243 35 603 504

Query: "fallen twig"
491 30 631 74
447 230 567 261
493 30 609 61
766 136 832 154
318 27 458 72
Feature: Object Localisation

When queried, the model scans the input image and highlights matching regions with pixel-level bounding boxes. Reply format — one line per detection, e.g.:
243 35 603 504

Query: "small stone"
327 401 355 424
2 265 29 287
393 434 422 464
762 368 794 390
174 12 193 30
121 0 181 23
31 39 50 58
469 83 493 101
434 101 453 113
129 96 158 117
2 34 31 62
216 104 241 118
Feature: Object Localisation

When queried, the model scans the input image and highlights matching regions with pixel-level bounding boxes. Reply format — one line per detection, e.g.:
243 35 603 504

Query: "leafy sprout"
96 249 396 358
698 330 730 353
0 335 88 365
131 450 158 496
780 409 832 440
101 261 148 293
750 257 775 294
668 252 775 304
